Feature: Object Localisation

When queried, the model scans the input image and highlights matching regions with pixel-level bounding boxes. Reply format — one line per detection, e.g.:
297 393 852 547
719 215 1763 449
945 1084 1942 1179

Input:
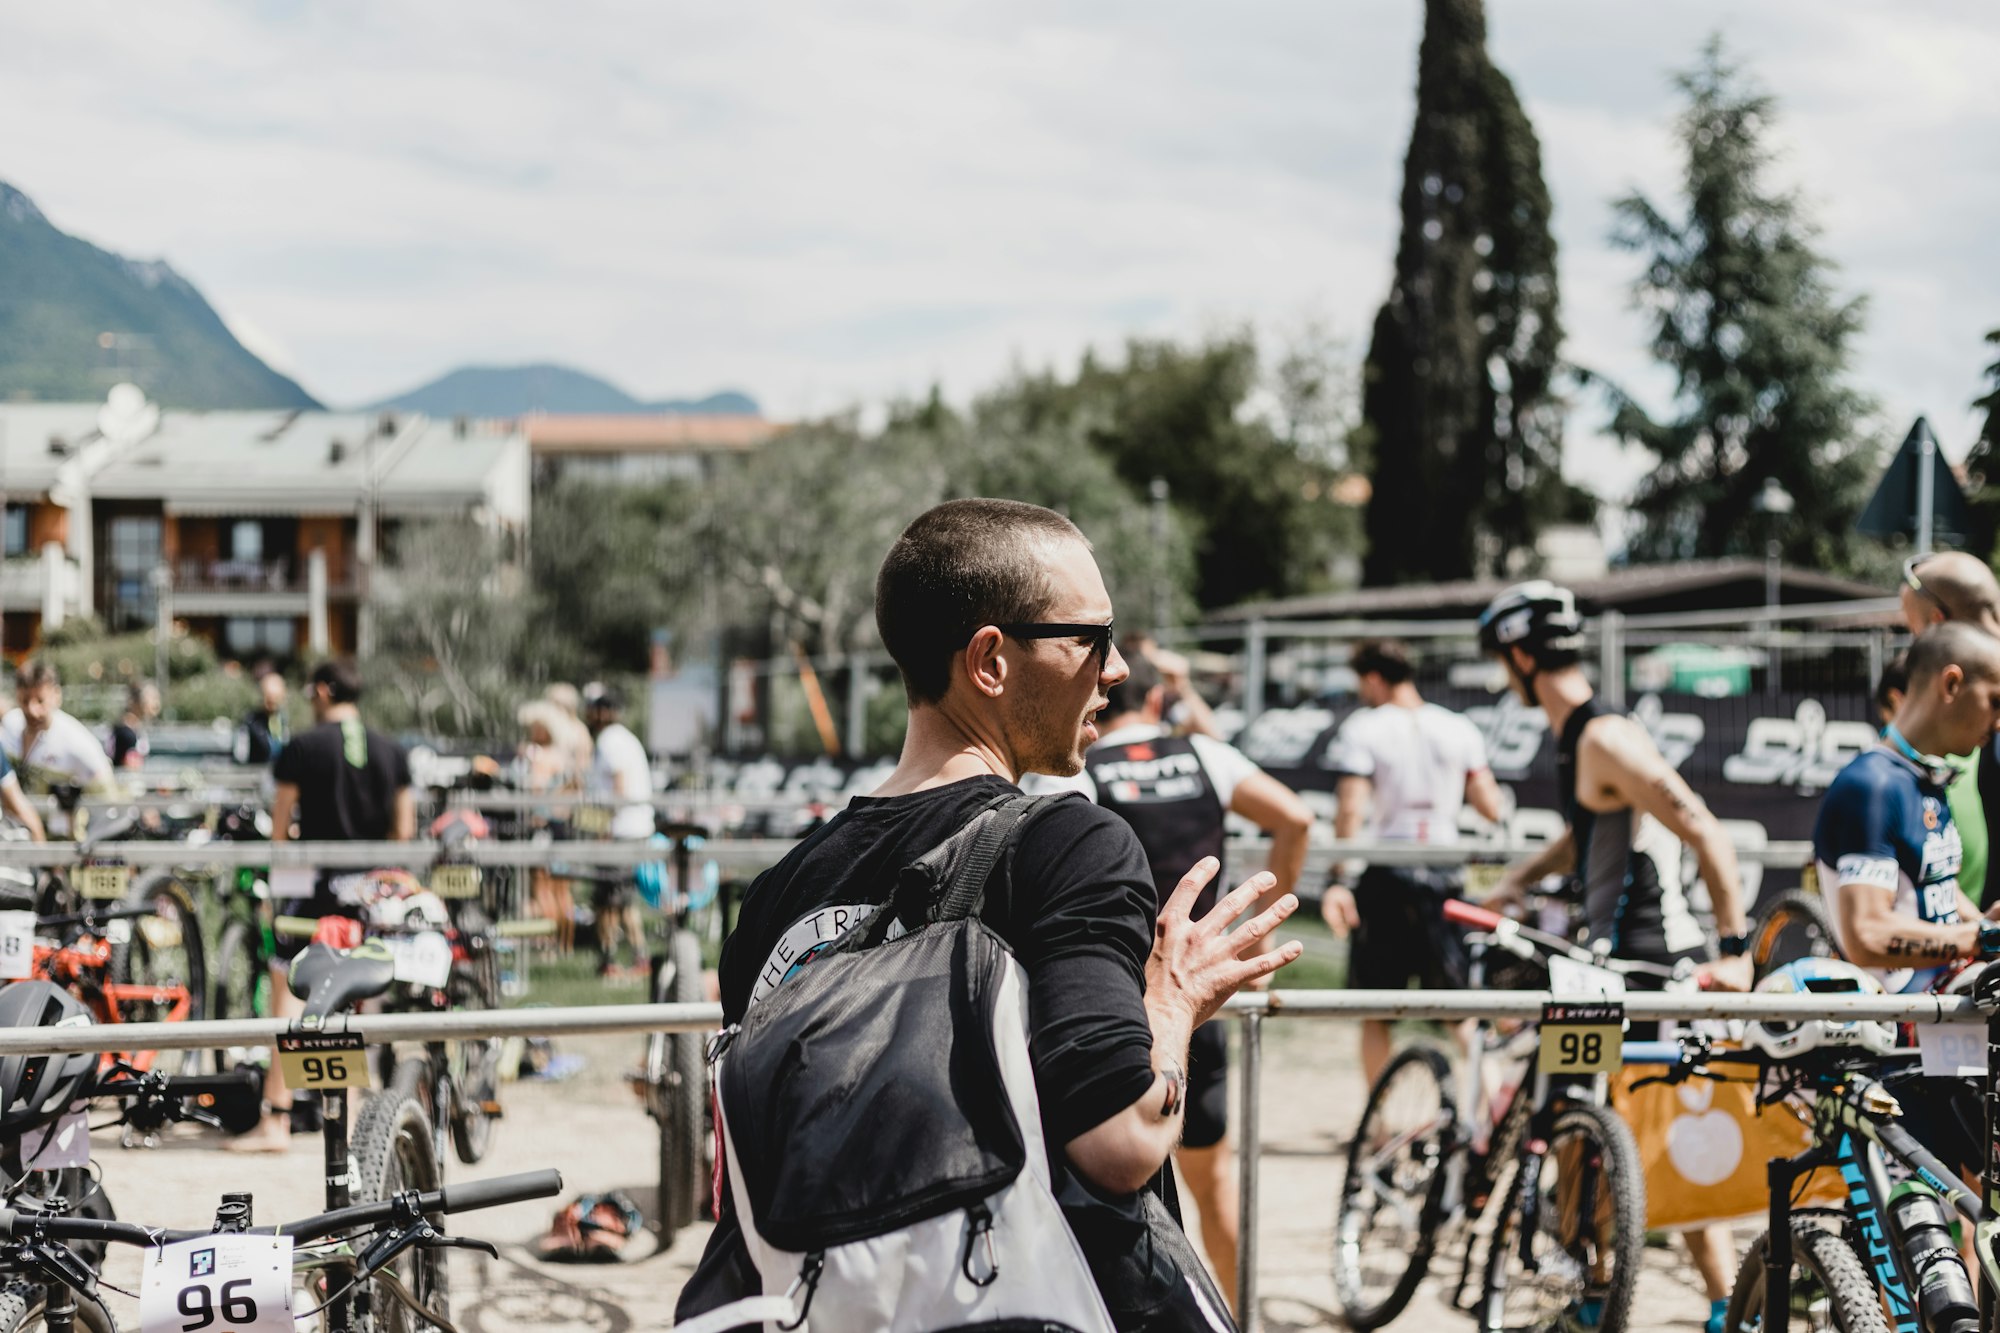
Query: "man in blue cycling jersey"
1816 624 2000 991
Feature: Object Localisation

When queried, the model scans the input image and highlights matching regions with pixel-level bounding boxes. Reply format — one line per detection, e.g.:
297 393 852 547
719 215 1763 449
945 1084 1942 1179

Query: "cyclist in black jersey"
1478 581 1752 1332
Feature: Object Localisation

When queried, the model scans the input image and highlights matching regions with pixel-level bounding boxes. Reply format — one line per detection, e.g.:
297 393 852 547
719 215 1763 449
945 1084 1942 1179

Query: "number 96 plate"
276 1031 369 1090
1539 1001 1625 1075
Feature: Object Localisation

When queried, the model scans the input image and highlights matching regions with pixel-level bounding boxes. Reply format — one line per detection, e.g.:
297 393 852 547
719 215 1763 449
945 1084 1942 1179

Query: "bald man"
1900 550 2000 906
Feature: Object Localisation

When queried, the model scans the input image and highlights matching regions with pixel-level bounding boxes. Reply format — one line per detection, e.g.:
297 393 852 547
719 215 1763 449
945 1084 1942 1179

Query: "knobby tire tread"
1723 1222 1891 1333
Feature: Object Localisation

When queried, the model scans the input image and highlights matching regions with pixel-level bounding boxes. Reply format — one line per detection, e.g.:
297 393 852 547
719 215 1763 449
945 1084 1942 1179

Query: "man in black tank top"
1028 646 1312 1308
1479 582 1752 1326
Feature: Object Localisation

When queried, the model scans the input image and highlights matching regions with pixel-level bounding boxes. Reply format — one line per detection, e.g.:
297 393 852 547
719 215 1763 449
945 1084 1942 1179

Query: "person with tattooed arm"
1477 582 1750 1331
1814 623 2000 991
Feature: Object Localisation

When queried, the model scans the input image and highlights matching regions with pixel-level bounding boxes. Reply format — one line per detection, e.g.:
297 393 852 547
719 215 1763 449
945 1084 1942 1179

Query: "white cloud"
0 0 1993 499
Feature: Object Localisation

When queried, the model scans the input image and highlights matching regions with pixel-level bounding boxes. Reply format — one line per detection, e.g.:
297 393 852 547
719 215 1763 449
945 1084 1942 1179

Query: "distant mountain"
0 181 319 409
367 363 759 417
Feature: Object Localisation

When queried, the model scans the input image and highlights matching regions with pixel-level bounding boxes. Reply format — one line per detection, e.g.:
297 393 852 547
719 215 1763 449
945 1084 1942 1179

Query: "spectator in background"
1127 631 1221 739
1874 649 1911 730
516 700 577 953
584 684 654 977
545 683 597 780
3 661 118 839
1320 639 1504 1083
108 680 160 771
235 668 290 766
1900 550 2000 907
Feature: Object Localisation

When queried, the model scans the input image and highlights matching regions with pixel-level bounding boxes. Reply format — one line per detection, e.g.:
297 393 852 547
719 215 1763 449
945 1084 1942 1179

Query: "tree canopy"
1362 0 1576 585
1597 38 1879 568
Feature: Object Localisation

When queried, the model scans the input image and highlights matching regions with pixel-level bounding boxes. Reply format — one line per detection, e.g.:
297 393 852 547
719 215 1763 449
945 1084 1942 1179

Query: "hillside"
0 182 319 409
367 363 758 417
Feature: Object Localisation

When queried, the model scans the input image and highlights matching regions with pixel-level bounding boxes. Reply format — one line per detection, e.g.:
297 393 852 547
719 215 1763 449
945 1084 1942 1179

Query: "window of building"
108 515 162 630
230 521 264 564
2 508 26 559
223 617 297 658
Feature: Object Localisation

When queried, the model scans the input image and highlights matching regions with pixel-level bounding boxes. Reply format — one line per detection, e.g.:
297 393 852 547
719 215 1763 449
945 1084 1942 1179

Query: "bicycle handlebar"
1443 899 1685 981
0 1168 564 1247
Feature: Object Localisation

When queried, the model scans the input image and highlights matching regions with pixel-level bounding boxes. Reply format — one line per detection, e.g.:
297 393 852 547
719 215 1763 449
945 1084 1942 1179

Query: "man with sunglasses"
680 498 1299 1329
1900 549 2000 908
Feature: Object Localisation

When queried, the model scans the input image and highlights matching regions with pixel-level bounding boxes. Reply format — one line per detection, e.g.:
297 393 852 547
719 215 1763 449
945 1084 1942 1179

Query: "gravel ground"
74 1023 1742 1333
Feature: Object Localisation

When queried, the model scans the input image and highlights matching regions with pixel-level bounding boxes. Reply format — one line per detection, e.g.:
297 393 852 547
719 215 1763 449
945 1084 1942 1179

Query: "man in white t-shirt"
3 660 119 838
584 683 655 976
1320 640 1503 1083
1026 647 1311 1309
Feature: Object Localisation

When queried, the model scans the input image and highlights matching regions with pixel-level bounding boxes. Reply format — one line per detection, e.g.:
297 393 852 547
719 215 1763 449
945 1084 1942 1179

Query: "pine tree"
1961 330 2000 558
1362 0 1572 585
1602 38 1878 568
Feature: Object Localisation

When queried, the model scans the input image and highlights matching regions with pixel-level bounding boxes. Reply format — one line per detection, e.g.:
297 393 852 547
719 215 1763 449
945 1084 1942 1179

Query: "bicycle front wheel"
0 1282 116 1333
108 874 208 1075
1749 889 1840 984
1479 1102 1644 1333
653 927 708 1246
1333 1044 1457 1329
350 1091 448 1333
1723 1220 1890 1333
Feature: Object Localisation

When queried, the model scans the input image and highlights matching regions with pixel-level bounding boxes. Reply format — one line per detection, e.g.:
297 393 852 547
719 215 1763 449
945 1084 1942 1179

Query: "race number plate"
1915 1023 1985 1078
140 1233 292 1333
430 864 480 900
267 866 316 901
388 931 453 988
0 910 33 980
572 806 612 836
1539 1001 1625 1075
75 861 130 901
275 1031 369 1090
25 1107 89 1169
1546 954 1627 1000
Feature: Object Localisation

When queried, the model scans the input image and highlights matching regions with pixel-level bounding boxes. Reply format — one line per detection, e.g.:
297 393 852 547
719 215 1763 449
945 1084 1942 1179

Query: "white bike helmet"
1743 958 1897 1059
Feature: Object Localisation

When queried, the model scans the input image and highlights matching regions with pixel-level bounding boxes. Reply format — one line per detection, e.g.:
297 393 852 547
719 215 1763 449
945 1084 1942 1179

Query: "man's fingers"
1166 857 1222 915
1206 871 1278 930
1226 892 1299 953
1228 941 1304 988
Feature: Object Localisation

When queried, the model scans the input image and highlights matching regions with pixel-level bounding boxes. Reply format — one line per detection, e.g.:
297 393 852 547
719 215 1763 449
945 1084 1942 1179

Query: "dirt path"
78 1025 1734 1332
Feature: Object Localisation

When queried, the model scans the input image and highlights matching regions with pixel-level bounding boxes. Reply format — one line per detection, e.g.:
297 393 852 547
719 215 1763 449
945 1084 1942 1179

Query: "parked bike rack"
0 987 1980 1331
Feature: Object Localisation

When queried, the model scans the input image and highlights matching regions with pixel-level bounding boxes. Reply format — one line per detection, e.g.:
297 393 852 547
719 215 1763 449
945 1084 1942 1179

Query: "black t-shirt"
272 718 412 842
719 773 1159 1152
109 722 145 769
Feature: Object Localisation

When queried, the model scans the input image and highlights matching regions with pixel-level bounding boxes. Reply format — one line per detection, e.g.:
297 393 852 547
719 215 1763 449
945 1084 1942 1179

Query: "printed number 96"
301 1055 348 1083
1557 1031 1601 1066
179 1278 257 1330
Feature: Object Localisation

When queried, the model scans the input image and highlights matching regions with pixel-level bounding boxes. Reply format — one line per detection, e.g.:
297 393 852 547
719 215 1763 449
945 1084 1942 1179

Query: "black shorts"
1347 865 1467 992
1183 1021 1229 1150
590 877 636 911
1615 943 1711 1042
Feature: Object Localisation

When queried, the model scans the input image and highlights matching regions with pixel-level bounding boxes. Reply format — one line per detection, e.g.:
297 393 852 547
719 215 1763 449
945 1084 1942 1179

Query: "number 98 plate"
1539 1001 1625 1075
276 1031 369 1090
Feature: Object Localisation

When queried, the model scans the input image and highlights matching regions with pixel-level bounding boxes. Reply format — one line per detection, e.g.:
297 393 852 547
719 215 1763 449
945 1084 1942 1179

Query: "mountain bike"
0 1167 563 1333
25 897 205 1081
1333 899 1677 1333
633 824 718 1247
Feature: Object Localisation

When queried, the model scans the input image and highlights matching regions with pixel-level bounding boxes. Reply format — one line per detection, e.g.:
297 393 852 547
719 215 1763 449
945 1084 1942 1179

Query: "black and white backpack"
676 792 1117 1333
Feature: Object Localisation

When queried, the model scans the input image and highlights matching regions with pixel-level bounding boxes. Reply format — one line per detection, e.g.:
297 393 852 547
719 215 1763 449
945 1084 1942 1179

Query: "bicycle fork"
1478 1130 1551 1333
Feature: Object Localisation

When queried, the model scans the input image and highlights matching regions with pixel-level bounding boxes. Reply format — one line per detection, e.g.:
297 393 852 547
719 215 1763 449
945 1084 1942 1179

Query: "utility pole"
1149 476 1170 631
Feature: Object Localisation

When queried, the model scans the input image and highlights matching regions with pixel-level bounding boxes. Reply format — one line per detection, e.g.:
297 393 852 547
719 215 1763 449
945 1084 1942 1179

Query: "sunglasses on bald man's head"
995 621 1115 666
1904 554 1952 621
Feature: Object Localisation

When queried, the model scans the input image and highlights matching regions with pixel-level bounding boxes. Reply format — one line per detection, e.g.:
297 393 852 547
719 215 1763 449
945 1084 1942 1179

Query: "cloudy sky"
4 1 1995 502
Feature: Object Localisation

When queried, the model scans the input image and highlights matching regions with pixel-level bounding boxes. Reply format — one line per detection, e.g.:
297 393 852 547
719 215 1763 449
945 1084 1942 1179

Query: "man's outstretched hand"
1147 857 1302 1030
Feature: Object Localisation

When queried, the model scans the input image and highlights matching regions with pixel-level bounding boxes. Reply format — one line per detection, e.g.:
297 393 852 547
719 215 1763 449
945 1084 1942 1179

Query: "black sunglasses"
994 621 1115 665
1903 554 1952 621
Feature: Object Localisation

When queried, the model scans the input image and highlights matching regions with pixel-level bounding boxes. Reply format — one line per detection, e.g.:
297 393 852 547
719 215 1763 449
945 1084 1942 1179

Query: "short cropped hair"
1873 649 1910 719
15 660 59 694
875 499 1087 705
1906 623 2000 692
1350 639 1416 686
1103 642 1161 717
309 659 363 705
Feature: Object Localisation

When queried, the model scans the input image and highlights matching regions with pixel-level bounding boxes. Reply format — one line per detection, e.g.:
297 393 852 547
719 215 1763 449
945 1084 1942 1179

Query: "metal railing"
0 986 1979 1330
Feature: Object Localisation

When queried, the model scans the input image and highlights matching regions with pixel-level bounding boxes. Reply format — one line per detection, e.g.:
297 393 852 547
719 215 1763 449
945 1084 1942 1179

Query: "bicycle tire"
447 910 503 1167
210 916 271 1079
655 927 707 1244
0 1282 116 1333
1723 1220 1890 1333
1333 1044 1457 1329
1479 1102 1644 1333
107 873 208 1075
350 1090 448 1333
1749 889 1841 984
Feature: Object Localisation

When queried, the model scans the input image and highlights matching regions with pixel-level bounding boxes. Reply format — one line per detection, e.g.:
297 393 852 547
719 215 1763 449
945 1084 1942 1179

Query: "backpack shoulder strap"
930 791 1046 923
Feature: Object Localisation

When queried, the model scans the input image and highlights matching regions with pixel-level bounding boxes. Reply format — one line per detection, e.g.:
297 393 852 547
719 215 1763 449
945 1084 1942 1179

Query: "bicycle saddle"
290 940 398 1020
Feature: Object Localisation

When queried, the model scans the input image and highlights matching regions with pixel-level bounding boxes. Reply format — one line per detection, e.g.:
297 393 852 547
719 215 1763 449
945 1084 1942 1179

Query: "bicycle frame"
33 937 194 1073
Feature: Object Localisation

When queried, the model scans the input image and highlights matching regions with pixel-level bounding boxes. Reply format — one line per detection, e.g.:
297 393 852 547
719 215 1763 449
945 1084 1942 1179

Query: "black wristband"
1718 933 1750 958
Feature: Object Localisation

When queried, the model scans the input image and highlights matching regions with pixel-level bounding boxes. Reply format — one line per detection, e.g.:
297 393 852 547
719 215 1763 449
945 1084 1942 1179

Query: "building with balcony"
0 393 528 663
525 412 782 486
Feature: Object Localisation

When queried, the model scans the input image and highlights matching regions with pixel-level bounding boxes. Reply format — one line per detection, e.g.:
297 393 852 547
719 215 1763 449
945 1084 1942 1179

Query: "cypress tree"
1603 38 1877 568
1962 329 2000 558
1362 0 1570 585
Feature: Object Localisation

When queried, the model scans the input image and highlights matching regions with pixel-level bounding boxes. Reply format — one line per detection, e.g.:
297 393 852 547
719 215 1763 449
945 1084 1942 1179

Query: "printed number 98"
179 1278 257 1330
1558 1031 1601 1066
301 1056 348 1083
